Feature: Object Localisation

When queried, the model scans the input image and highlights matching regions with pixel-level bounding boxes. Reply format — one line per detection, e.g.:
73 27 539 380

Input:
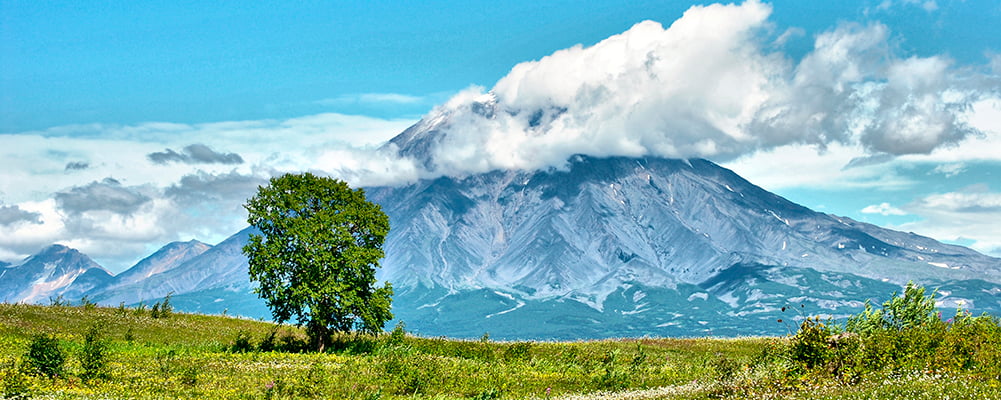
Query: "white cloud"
0 112 417 270
931 163 966 177
0 113 415 203
895 98 1001 164
403 1 993 178
861 202 908 216
897 186 1001 256
317 93 426 106
722 143 914 190
877 0 939 12
3 0 999 270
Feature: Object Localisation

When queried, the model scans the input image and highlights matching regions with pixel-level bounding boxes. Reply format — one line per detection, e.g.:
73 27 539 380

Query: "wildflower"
265 381 275 390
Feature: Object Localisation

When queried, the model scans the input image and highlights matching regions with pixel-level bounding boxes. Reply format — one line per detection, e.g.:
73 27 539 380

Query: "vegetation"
1 284 999 399
244 173 393 351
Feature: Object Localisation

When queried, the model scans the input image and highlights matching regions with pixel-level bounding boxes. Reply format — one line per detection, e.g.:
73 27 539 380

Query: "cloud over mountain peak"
406 0 991 178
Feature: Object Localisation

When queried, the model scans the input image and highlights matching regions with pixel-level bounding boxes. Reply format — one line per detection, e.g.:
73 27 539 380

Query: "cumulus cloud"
0 204 41 227
148 144 244 165
861 202 908 216
3 0 1000 268
1 172 267 270
165 170 266 205
55 178 152 215
0 109 417 268
394 0 993 178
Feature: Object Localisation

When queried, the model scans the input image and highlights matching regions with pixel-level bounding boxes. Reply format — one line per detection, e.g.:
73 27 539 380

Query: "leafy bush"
80 325 108 381
503 342 532 361
788 282 1001 382
258 328 278 352
595 350 629 390
150 293 174 319
48 295 70 307
79 296 97 310
846 282 938 334
790 316 834 370
229 330 254 353
388 322 407 346
25 333 64 378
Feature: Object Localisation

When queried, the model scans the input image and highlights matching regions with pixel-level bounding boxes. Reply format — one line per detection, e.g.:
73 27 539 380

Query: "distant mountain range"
3 101 1000 339
0 244 112 304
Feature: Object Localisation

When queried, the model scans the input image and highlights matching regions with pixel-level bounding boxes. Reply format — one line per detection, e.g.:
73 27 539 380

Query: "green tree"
243 173 393 351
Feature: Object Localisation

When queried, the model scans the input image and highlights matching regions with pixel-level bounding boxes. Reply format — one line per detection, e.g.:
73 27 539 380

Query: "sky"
1 0 1000 272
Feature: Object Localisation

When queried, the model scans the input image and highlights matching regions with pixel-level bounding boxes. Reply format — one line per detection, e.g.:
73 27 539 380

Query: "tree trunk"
308 323 330 352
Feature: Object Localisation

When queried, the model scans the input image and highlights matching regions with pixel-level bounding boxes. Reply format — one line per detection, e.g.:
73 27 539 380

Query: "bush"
788 282 1001 382
79 296 97 310
388 322 407 346
48 295 70 307
150 293 174 319
25 333 64 378
594 350 629 390
258 328 278 352
846 282 939 334
790 317 834 370
229 331 254 353
80 325 108 381
503 342 532 361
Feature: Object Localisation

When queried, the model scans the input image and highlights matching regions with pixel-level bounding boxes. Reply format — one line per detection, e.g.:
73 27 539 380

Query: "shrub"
258 328 278 352
790 316 835 370
279 330 309 353
503 342 532 361
48 295 70 307
229 331 254 353
790 282 1001 382
388 322 407 346
593 350 630 391
79 296 97 310
150 293 174 319
25 333 64 378
846 282 939 335
80 325 108 381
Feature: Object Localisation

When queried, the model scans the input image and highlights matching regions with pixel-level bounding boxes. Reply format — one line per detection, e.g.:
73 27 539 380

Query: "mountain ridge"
0 244 113 303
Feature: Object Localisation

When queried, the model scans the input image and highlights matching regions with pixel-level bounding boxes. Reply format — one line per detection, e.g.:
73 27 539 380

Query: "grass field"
1 298 1000 399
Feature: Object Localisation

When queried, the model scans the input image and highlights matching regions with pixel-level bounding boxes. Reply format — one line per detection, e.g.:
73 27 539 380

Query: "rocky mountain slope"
364 155 1000 338
0 245 112 304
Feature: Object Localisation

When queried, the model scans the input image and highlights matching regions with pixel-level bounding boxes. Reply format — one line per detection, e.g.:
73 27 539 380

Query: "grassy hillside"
1 300 1000 399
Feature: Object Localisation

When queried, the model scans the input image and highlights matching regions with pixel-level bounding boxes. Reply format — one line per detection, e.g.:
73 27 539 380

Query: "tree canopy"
243 173 392 350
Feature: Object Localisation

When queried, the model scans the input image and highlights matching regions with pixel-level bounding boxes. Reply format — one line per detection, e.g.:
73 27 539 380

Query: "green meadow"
1 291 1000 399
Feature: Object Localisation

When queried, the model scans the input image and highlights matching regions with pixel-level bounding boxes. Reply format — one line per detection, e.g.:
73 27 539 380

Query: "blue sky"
1 0 1000 271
